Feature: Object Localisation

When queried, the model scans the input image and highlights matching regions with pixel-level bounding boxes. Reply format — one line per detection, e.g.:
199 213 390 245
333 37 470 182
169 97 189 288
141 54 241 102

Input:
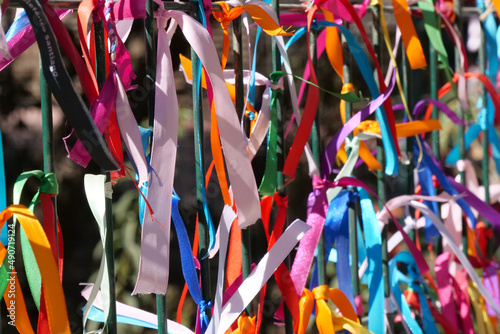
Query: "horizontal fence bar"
7 0 492 16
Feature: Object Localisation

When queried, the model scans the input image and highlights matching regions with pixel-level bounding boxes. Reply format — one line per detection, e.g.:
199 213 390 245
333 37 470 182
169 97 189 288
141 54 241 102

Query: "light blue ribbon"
5 10 30 41
358 188 384 334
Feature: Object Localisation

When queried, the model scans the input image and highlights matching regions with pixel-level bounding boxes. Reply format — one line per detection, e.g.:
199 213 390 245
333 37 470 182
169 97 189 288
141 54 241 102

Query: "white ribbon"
83 174 110 333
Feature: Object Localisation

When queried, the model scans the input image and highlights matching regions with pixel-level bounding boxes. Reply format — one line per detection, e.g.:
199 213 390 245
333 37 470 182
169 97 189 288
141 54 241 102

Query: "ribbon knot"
312 175 333 191
312 285 330 300
274 193 288 209
269 77 284 92
199 299 213 329
153 0 169 29
40 172 58 195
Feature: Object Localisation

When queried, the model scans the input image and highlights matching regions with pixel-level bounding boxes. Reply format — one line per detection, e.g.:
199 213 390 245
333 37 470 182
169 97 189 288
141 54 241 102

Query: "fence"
0 0 499 333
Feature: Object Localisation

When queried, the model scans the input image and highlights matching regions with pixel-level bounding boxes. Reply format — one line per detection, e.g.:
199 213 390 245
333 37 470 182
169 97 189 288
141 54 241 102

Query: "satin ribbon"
290 175 428 301
171 10 262 229
389 252 439 334
297 286 370 334
323 68 397 175
258 80 280 195
15 0 118 171
381 196 500 318
0 9 71 71
172 193 231 333
13 170 62 313
358 189 384 333
115 9 178 294
81 285 195 334
0 7 10 60
206 219 310 334
83 175 111 333
212 0 292 70
70 0 135 169
0 205 70 333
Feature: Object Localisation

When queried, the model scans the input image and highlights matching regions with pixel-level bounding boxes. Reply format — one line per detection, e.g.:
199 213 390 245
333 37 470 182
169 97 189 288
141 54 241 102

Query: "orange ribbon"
213 1 292 70
0 205 70 333
297 286 372 334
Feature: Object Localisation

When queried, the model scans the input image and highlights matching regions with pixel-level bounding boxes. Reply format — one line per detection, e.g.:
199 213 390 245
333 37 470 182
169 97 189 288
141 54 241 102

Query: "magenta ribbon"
435 252 459 331
66 1 136 167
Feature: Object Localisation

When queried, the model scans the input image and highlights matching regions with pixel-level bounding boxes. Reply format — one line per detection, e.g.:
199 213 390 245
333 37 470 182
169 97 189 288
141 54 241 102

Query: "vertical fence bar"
371 5 394 333
309 27 326 287
479 19 490 212
270 0 293 331
40 57 58 250
453 0 468 255
429 44 443 254
145 0 168 332
232 15 253 316
191 8 212 327
341 23 360 311
94 19 118 334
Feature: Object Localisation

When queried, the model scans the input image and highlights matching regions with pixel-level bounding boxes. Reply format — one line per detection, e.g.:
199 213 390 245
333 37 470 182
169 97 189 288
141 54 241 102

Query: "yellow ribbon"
469 280 495 334
0 205 70 333
297 286 373 334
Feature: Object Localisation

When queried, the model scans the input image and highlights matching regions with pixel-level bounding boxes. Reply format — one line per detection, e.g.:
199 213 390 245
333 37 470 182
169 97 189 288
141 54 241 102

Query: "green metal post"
341 23 360 309
479 21 490 210
40 57 58 251
191 10 212 326
371 5 394 333
270 0 292 331
145 0 168 332
453 0 468 255
429 44 443 254
94 19 117 334
309 27 326 287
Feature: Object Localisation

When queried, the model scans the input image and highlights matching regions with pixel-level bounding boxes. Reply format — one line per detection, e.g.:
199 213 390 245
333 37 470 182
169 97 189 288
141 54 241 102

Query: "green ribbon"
259 84 280 196
417 0 458 93
10 170 59 310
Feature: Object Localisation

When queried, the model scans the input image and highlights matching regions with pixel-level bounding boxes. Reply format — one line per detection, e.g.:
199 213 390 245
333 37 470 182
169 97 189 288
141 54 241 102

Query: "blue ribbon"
358 188 384 334
413 144 440 241
415 141 476 227
171 190 211 332
323 190 356 309
389 252 438 334
5 10 30 41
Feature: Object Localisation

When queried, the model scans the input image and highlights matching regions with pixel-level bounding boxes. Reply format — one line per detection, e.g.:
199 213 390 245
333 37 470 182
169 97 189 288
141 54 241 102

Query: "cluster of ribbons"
2 0 500 333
